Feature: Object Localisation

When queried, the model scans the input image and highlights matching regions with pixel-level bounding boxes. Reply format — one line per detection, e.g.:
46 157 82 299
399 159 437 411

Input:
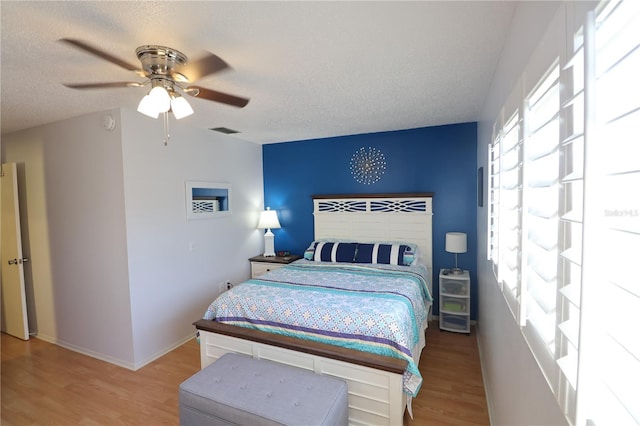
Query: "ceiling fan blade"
186 86 249 108
63 82 143 89
60 38 141 72
174 53 230 82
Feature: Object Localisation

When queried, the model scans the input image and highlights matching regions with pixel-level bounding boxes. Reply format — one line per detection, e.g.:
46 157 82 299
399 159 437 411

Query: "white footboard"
198 329 406 426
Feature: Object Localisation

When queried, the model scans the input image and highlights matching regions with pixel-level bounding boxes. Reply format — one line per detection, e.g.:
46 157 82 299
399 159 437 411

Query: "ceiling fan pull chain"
163 111 170 146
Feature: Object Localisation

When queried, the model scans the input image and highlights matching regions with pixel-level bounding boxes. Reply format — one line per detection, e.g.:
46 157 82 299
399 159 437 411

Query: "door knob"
8 259 17 265
19 258 29 264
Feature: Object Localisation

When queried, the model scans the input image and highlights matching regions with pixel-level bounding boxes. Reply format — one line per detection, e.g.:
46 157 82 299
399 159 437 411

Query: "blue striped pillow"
354 243 412 266
313 242 358 262
304 240 415 266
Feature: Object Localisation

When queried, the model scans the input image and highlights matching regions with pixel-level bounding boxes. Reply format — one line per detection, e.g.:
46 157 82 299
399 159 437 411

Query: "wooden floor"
405 323 490 426
1 322 489 425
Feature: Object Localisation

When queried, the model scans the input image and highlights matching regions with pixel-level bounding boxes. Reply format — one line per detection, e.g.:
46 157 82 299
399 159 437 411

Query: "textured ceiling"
0 1 516 144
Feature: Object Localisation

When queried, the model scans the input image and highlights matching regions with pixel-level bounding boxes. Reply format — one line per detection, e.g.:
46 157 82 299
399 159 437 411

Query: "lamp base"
449 268 464 275
263 230 275 257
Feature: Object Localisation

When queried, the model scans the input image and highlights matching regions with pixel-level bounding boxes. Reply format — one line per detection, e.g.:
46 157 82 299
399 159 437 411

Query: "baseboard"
475 325 496 425
32 332 195 371
133 333 195 370
37 335 137 370
32 332 56 345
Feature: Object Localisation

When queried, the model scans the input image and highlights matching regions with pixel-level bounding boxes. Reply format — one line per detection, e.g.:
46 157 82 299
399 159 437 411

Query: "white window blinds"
523 63 562 382
487 0 640 424
499 112 523 321
489 111 523 321
557 14 587 422
489 126 501 273
577 0 640 424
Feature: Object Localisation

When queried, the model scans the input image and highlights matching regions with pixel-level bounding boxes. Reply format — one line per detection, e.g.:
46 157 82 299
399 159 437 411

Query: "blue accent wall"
263 122 478 319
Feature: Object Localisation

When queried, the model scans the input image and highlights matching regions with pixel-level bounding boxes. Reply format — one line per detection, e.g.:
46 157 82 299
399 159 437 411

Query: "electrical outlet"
226 281 233 290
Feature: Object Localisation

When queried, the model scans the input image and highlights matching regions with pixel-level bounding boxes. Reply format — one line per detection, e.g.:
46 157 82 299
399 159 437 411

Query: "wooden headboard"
312 193 434 287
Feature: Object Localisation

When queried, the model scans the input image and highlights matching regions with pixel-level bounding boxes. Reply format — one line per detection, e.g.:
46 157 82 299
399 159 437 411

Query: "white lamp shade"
148 86 171 113
257 207 281 230
445 232 467 253
137 95 160 118
171 95 194 119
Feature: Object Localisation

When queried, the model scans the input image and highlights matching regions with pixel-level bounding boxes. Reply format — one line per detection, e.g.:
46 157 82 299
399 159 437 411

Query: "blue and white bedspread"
203 260 432 396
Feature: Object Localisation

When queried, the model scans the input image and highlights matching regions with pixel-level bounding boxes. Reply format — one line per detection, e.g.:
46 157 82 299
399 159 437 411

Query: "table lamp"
445 232 467 275
258 207 281 257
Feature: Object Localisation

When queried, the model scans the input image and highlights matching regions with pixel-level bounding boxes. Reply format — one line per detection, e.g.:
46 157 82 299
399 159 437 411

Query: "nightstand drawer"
251 262 284 278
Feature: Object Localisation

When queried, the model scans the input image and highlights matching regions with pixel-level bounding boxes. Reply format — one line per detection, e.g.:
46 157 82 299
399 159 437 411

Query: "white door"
1 162 29 340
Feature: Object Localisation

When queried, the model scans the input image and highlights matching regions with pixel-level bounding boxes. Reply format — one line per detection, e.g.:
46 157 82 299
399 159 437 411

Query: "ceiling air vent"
210 127 240 134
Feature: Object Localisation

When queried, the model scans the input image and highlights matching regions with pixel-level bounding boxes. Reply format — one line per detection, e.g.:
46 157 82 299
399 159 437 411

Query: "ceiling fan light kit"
147 85 171 112
170 95 194 119
137 78 193 120
137 94 159 119
59 39 250 143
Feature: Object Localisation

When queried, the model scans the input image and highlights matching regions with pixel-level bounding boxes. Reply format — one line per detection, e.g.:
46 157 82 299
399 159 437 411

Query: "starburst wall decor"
349 146 386 185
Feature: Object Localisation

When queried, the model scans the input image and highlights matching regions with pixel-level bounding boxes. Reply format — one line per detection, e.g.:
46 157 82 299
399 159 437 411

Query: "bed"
194 193 434 425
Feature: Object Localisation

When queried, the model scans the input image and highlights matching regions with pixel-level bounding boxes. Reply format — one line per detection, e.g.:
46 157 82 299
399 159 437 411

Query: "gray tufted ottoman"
179 353 349 426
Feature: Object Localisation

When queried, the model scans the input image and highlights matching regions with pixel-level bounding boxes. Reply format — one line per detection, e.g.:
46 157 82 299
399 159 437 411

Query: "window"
500 112 523 321
489 124 500 271
557 11 588 423
488 0 640 424
577 1 640 424
523 63 561 382
489 110 524 322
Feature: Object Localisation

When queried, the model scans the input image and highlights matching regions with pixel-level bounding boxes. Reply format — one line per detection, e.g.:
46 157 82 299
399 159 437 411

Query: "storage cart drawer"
440 313 470 332
441 296 468 313
440 278 469 296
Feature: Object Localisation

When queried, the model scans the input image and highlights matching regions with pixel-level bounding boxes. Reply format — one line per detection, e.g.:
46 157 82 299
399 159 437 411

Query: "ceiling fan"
59 38 250 120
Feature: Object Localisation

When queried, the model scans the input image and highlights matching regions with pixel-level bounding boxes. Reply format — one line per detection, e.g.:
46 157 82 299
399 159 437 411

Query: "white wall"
2 108 264 369
3 110 135 364
477 1 594 425
119 108 264 367
47 111 136 363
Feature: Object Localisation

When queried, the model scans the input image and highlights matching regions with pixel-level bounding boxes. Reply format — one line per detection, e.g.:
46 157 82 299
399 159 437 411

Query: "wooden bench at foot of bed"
194 320 408 426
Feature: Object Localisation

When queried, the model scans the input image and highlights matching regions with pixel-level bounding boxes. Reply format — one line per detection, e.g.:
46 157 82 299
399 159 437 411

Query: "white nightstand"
439 269 471 334
249 255 302 278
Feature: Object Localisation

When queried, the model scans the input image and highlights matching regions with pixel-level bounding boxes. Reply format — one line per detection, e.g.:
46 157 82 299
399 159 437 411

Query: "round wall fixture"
102 114 116 131
349 146 386 185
